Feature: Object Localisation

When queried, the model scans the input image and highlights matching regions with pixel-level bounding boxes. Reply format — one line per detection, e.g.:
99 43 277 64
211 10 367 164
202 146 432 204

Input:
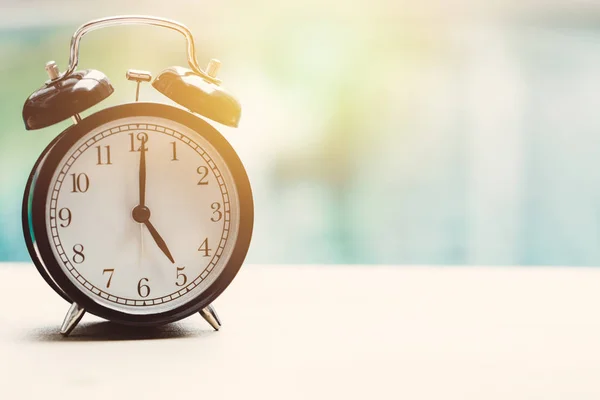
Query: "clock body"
22 102 253 326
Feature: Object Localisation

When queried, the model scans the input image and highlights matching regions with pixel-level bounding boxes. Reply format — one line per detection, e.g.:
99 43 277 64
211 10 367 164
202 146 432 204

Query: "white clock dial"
44 116 240 314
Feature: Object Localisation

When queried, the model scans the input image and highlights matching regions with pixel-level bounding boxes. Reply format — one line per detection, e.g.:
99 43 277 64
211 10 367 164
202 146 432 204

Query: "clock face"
43 114 240 315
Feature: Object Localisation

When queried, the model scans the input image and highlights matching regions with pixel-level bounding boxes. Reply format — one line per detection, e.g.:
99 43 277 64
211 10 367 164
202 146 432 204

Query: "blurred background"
1 0 599 265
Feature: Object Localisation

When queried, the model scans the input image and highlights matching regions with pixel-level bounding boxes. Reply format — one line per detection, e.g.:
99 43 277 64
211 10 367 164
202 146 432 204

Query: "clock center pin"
132 205 151 223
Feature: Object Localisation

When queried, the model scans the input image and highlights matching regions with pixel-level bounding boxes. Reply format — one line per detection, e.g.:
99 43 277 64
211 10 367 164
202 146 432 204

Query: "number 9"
59 207 72 227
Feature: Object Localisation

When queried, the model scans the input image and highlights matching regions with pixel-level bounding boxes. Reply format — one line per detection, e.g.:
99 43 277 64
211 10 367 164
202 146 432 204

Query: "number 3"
211 202 222 222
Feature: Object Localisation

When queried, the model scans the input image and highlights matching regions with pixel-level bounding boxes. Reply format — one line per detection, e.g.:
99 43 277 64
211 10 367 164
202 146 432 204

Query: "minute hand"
143 219 175 264
138 138 147 207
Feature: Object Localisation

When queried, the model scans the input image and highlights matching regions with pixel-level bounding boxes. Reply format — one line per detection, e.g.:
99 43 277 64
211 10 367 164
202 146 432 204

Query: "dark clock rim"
25 102 254 326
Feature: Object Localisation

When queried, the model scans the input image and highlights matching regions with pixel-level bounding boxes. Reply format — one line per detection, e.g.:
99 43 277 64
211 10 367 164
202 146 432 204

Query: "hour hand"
144 219 175 264
132 205 174 264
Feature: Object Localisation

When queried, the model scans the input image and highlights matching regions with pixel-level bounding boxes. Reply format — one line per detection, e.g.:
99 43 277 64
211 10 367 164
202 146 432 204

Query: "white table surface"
1 263 600 399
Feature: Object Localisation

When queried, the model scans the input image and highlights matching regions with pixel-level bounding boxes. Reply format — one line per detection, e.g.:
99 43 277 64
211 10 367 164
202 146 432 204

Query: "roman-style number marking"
72 244 85 264
95 145 112 165
129 132 149 152
176 267 187 286
198 238 212 257
103 269 115 288
197 166 209 185
171 141 178 161
58 207 72 227
137 278 150 298
211 202 223 222
70 173 89 193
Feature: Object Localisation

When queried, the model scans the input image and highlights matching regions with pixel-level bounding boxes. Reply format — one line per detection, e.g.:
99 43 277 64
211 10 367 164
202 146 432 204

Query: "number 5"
176 267 187 287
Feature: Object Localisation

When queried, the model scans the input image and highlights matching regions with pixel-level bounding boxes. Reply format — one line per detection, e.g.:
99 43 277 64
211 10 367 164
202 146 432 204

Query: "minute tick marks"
45 117 236 310
22 16 252 334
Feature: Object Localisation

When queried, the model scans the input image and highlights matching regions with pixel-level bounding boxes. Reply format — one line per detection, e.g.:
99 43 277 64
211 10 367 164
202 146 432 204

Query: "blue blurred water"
2 15 600 265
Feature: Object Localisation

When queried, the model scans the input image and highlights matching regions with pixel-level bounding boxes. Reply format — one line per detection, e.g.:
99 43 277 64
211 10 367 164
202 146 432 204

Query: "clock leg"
199 304 221 331
60 302 86 336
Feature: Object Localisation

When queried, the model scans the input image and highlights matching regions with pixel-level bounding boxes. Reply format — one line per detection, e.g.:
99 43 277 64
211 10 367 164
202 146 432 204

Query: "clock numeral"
103 269 114 288
58 207 72 227
95 145 112 165
211 202 222 222
137 278 150 298
70 173 89 193
72 244 85 264
198 238 212 257
171 141 178 161
197 166 209 185
129 132 149 152
176 267 187 287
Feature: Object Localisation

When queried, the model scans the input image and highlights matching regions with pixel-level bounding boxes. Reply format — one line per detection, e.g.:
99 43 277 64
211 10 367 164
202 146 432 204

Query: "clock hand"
132 134 173 264
132 205 175 264
143 218 175 264
138 136 147 207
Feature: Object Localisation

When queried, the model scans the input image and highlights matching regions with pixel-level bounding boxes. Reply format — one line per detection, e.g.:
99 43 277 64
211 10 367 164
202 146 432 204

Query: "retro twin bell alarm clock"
21 16 253 336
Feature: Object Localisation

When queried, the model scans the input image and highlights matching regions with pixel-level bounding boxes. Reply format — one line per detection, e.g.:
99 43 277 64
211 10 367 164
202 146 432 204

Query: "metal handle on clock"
50 15 219 84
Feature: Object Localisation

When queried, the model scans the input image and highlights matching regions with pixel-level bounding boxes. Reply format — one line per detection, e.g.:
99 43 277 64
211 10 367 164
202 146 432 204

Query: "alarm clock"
21 16 253 336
